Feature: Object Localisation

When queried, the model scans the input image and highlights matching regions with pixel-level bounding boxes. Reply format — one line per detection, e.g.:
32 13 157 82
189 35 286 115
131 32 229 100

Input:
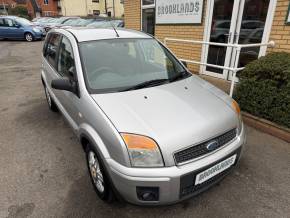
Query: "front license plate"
195 154 237 185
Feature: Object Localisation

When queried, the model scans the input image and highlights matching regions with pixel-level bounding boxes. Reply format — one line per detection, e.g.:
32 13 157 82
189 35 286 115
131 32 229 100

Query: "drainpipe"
113 0 115 18
104 0 107 14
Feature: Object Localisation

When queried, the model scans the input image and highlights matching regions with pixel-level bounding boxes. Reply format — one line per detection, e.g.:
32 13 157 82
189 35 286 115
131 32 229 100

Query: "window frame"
43 32 62 71
57 35 77 81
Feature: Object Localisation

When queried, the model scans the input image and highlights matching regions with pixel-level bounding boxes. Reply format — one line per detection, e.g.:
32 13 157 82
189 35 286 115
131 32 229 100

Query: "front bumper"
33 30 45 39
106 125 246 205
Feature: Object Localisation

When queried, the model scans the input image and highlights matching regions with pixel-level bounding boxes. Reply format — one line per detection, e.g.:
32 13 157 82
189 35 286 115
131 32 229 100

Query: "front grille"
174 129 237 164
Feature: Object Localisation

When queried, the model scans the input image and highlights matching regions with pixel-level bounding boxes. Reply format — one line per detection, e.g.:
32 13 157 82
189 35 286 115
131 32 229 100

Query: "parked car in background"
44 17 80 32
0 16 45 41
41 27 245 205
60 18 96 28
87 19 124 28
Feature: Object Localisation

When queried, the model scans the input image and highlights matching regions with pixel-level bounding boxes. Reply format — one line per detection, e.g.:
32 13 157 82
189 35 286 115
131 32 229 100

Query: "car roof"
1 16 18 19
57 27 152 42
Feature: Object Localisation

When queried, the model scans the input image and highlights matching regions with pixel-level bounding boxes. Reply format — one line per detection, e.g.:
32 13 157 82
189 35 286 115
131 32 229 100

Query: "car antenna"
109 20 120 37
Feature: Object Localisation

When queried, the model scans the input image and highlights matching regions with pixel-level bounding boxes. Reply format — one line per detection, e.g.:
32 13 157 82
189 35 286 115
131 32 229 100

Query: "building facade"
124 0 290 80
27 0 59 17
60 0 124 17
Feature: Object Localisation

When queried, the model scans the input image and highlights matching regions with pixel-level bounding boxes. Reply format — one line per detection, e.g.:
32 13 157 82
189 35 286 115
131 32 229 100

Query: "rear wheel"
86 144 114 202
25 33 33 42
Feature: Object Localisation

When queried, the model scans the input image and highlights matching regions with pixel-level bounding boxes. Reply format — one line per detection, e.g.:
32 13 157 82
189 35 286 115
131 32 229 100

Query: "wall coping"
242 112 290 143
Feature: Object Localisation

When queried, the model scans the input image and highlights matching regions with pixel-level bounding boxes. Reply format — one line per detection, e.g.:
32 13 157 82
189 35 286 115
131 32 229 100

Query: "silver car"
41 27 245 205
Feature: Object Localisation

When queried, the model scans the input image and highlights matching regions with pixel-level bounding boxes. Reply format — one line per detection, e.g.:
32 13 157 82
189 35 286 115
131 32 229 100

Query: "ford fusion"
41 27 245 205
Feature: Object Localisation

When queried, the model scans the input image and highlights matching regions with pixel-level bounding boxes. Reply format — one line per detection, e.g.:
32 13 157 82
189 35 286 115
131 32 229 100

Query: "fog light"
136 187 159 201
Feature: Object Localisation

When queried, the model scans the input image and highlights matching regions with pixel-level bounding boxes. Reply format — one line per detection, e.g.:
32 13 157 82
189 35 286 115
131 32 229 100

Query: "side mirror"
51 78 77 94
181 60 188 68
14 23 21 28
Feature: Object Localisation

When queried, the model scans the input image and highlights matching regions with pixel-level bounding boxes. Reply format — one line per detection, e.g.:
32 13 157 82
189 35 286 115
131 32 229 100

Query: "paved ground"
0 40 290 218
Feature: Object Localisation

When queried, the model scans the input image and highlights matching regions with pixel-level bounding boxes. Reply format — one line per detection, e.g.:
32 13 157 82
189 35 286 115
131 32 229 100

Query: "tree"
8 5 29 19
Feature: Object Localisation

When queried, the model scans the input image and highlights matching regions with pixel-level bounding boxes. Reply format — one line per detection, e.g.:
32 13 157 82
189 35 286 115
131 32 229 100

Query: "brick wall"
269 0 290 52
155 22 206 73
124 0 207 73
27 0 58 17
124 0 141 30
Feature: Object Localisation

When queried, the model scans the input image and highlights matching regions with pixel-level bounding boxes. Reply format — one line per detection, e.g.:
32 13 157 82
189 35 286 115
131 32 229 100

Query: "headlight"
33 28 41 33
231 100 242 135
121 133 164 167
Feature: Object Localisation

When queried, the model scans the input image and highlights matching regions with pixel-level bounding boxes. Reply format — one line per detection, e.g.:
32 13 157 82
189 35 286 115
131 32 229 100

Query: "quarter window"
57 37 75 79
45 33 61 68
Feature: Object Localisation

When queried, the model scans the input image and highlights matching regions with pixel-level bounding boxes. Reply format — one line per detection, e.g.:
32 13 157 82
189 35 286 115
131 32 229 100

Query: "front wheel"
25 33 33 42
86 144 114 202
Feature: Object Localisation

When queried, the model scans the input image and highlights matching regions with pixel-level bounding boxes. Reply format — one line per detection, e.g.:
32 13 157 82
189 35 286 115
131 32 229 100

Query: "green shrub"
8 6 29 19
234 52 290 128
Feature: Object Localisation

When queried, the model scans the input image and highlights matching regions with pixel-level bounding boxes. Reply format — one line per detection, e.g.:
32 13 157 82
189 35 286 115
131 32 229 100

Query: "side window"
57 36 75 79
5 19 14 27
0 19 5 27
45 33 61 68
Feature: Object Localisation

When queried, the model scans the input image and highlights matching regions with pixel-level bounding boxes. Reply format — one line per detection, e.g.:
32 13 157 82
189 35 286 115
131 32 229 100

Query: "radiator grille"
174 129 237 164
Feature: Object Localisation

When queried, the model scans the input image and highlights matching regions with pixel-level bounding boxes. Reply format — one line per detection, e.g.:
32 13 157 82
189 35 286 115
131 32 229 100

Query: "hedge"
234 52 290 128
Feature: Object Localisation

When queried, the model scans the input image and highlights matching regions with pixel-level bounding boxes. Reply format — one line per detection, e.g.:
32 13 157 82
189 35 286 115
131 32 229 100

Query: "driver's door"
56 35 81 129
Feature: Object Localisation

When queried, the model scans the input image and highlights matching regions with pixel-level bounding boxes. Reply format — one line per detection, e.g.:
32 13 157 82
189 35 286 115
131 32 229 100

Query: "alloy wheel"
25 33 33 42
88 151 105 193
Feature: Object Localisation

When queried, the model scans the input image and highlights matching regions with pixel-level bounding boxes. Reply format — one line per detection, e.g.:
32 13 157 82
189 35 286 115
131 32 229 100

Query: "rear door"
4 18 23 39
42 33 62 100
0 18 7 38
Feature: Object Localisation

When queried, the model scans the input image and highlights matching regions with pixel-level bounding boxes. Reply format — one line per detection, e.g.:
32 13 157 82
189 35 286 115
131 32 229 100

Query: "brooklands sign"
156 0 203 24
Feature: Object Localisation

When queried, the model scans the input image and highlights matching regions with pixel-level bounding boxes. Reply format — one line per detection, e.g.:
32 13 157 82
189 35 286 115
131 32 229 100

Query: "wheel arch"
24 31 34 40
78 124 111 160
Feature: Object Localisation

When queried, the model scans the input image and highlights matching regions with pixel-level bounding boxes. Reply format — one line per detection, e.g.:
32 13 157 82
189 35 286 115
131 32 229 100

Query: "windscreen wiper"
120 79 169 92
170 71 191 82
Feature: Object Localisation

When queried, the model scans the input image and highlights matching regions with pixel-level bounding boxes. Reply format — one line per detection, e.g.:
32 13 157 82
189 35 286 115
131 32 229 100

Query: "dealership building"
124 0 290 80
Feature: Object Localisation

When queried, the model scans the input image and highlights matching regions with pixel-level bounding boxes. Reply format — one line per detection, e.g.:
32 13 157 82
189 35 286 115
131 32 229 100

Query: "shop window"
142 0 155 35
142 0 154 6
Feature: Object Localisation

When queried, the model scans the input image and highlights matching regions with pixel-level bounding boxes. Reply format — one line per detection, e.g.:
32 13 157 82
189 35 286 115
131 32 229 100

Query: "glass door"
141 0 155 35
202 0 240 79
202 0 273 80
228 0 271 80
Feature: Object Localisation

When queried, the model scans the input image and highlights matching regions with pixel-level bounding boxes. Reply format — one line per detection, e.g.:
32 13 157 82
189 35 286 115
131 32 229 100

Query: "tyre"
25 33 33 42
44 86 58 112
86 144 114 202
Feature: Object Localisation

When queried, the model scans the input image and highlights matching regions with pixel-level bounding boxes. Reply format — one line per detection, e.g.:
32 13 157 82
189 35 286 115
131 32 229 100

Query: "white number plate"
195 154 237 185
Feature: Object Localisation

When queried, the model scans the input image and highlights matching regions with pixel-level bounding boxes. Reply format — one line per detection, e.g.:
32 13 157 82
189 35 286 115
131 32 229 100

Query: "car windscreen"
15 18 33 26
79 38 189 94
